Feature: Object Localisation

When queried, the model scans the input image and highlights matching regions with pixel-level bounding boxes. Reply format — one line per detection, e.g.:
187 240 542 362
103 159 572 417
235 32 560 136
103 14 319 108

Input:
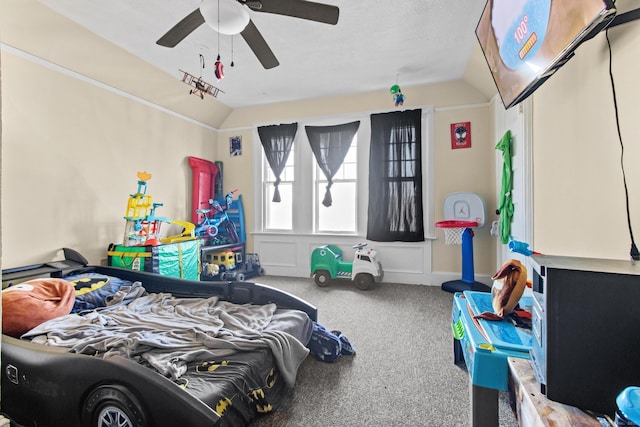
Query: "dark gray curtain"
367 109 424 242
305 121 360 207
257 123 298 202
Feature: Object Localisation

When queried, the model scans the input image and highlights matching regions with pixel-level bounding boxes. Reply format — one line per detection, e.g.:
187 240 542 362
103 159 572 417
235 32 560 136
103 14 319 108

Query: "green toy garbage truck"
310 243 383 290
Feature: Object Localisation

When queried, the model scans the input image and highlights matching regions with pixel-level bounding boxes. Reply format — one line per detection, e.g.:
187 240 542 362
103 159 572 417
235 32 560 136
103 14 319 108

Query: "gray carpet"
249 276 519 427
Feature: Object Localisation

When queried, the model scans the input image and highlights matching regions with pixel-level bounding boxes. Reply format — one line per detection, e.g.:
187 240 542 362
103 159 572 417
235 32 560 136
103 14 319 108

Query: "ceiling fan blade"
247 0 339 25
156 8 206 47
240 19 280 69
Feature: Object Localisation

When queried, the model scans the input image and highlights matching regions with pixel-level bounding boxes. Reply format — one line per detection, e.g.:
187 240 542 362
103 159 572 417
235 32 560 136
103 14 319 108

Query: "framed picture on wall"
230 136 242 156
450 122 471 149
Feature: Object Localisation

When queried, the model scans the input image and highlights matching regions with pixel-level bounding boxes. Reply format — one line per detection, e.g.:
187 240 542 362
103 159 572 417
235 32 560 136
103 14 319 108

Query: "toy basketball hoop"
438 192 490 293
436 220 478 245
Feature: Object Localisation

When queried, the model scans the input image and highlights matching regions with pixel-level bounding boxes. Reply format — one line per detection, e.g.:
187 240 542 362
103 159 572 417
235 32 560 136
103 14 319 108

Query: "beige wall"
214 127 256 251
532 21 640 260
2 44 497 277
5 5 637 280
432 106 496 277
1 0 232 129
215 14 640 274
1 52 218 267
215 81 497 276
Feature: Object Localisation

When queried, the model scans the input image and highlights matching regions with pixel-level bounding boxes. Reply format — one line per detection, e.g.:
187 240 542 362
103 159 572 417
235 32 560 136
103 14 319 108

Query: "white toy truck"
310 243 383 290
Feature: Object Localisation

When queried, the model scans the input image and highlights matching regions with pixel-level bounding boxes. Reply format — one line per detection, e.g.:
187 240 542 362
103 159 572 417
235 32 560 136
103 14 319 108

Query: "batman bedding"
17 271 314 426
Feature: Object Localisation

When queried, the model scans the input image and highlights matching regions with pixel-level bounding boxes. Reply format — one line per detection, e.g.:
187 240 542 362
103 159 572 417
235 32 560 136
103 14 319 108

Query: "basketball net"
443 227 465 245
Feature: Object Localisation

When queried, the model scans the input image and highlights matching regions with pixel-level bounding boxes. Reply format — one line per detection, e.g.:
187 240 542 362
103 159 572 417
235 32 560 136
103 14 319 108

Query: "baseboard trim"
257 270 492 287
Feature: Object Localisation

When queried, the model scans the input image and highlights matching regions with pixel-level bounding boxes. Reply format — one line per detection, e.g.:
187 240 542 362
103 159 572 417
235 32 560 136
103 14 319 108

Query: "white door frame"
494 97 534 278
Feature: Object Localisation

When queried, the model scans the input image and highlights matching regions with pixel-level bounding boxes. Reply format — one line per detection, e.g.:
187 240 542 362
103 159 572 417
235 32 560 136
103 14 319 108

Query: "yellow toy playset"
122 172 196 246
108 172 200 280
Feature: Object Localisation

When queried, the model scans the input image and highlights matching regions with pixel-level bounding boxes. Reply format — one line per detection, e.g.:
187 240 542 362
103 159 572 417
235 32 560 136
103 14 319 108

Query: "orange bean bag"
2 278 75 337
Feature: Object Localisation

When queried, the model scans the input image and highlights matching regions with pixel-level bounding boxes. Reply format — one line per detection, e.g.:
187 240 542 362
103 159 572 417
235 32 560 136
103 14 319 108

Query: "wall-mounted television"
476 0 617 109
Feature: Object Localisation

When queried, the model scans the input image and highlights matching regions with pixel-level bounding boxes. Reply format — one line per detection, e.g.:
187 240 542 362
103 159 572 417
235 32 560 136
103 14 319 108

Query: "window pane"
266 143 295 181
317 181 356 232
342 163 357 180
343 144 357 163
265 183 292 230
266 160 295 182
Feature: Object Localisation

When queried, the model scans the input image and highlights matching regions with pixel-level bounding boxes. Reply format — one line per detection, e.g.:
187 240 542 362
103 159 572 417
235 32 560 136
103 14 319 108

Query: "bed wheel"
82 385 146 427
354 273 373 290
314 270 331 287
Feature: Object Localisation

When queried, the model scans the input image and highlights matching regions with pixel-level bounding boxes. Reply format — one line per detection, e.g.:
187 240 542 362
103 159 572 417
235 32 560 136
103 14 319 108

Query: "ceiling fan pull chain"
231 36 235 67
217 0 221 58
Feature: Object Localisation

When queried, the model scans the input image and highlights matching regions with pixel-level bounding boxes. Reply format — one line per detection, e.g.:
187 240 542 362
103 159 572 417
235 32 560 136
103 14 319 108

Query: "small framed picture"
450 122 471 149
230 136 242 156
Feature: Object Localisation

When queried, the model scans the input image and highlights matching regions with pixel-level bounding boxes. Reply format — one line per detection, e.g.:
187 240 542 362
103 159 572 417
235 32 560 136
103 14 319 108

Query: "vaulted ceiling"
36 0 487 108
2 0 499 128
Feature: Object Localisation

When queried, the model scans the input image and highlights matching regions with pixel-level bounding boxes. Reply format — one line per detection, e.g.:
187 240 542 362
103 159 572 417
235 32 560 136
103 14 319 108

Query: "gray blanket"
24 284 310 387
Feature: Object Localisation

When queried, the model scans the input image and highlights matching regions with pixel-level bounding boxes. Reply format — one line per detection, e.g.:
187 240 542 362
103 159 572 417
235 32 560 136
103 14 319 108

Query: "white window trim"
253 106 435 239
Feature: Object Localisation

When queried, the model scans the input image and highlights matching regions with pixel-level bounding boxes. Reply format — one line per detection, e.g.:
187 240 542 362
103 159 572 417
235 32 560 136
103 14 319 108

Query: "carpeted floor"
249 276 519 427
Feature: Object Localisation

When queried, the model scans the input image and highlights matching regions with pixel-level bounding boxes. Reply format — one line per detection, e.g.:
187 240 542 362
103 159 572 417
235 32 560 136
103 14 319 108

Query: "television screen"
476 0 616 109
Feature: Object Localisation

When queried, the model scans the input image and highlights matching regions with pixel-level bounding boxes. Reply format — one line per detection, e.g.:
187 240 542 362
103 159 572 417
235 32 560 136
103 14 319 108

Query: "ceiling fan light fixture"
200 0 250 35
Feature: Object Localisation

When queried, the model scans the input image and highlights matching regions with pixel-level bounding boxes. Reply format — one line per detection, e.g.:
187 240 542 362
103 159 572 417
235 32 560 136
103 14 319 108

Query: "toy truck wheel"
354 273 374 290
236 272 245 281
314 270 331 287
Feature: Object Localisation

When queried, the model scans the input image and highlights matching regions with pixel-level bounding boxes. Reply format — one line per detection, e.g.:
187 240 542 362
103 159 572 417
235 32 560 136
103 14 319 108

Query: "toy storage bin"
107 239 200 281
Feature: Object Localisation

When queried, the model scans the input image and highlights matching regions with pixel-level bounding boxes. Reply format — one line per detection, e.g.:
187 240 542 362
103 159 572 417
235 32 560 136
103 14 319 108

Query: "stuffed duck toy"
474 259 527 321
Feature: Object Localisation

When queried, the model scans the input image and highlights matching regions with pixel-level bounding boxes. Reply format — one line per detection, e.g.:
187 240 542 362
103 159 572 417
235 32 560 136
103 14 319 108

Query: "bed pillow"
2 278 75 337
63 273 130 313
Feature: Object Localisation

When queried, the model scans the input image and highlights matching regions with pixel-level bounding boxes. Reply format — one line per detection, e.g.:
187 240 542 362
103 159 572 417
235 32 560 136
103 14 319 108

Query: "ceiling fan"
156 0 340 69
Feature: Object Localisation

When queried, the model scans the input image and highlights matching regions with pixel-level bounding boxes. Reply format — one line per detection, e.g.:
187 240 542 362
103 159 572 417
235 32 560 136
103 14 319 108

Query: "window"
261 124 359 234
367 109 425 242
306 120 360 234
254 108 433 238
257 123 298 231
263 145 294 230
315 135 357 232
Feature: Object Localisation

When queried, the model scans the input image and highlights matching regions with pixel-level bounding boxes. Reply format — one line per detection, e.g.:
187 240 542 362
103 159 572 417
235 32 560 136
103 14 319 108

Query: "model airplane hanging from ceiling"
180 70 225 99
